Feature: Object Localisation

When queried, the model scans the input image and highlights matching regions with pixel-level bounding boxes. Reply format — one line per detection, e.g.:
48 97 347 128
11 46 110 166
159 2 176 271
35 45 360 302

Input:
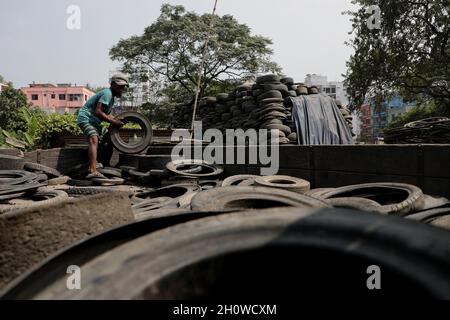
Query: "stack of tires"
335 99 354 135
172 74 355 144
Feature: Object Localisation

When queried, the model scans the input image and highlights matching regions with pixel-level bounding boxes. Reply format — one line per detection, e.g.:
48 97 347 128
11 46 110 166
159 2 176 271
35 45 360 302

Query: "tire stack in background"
171 74 354 144
335 99 354 136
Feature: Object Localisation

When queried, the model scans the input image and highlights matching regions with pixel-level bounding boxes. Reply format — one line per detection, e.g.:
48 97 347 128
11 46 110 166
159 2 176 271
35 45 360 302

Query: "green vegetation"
345 0 449 111
385 102 450 130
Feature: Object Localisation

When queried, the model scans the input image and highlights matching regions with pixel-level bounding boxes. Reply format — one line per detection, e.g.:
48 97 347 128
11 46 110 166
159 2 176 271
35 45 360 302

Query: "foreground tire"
15 208 450 299
109 112 153 154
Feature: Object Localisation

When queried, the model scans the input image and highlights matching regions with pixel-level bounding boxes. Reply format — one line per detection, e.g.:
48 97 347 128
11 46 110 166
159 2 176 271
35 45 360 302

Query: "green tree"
344 0 450 110
110 4 281 100
0 86 30 130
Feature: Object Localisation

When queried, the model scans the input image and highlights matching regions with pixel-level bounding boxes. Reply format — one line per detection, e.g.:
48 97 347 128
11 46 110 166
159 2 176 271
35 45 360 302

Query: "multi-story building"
304 74 349 106
20 83 95 114
386 96 416 123
359 104 373 143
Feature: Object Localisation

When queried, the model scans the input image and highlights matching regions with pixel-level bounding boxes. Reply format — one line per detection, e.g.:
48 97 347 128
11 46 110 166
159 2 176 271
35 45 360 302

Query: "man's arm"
95 102 123 127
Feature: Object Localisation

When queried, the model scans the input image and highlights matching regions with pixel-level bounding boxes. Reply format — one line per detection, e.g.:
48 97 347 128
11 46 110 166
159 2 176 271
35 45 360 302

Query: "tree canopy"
0 86 30 130
110 4 281 101
344 0 450 110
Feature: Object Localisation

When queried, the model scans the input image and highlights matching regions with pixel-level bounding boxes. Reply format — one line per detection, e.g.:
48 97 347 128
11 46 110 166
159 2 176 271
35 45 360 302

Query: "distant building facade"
386 96 416 123
304 74 349 106
20 83 95 114
359 104 373 143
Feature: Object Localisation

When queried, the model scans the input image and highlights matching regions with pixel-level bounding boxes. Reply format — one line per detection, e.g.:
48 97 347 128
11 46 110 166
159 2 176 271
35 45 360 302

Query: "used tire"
221 175 260 187
256 74 280 84
67 179 94 187
254 175 310 193
166 159 223 178
47 176 70 186
110 112 153 154
191 186 328 211
314 183 424 216
23 162 61 178
22 207 450 299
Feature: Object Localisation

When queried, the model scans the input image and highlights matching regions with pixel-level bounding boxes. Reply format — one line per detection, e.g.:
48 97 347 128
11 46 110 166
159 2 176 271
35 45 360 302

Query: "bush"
35 113 82 149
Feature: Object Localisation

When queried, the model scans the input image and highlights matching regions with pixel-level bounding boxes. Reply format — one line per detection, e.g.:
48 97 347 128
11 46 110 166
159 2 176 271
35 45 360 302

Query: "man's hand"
111 119 124 128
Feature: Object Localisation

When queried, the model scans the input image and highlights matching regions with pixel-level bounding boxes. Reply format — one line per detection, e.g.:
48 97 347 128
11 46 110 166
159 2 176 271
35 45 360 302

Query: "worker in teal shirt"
77 73 128 178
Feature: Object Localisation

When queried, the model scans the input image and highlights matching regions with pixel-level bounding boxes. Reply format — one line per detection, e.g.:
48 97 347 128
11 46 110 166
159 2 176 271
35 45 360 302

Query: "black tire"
263 124 292 135
254 175 309 193
407 207 450 222
67 179 94 187
0 192 26 203
98 167 122 178
65 162 103 177
63 187 117 196
280 77 294 85
315 183 424 216
324 197 385 213
166 159 223 178
23 162 61 178
263 83 289 93
92 177 125 186
198 180 222 190
34 173 48 183
20 207 450 299
47 176 70 186
191 186 328 211
221 175 259 187
0 170 38 185
109 112 153 154
0 181 47 196
258 111 288 122
136 183 200 198
256 90 283 102
260 104 287 113
252 89 263 97
0 155 24 170
256 74 280 84
132 197 174 213
288 90 297 97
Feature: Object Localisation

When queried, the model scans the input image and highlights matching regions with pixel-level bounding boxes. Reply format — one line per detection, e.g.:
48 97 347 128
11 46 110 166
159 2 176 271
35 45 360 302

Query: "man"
77 73 128 178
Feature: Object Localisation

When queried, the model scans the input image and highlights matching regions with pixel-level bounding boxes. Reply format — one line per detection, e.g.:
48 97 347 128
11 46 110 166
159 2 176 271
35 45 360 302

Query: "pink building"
21 83 95 115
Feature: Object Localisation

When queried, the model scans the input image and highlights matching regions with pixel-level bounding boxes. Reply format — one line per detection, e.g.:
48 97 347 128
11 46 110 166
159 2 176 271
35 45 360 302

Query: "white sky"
0 0 357 88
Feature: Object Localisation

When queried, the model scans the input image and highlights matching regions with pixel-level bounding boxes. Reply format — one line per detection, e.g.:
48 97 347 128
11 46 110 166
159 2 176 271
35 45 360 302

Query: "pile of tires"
171 74 354 143
385 117 450 144
335 99 354 136
0 165 70 213
4 206 450 299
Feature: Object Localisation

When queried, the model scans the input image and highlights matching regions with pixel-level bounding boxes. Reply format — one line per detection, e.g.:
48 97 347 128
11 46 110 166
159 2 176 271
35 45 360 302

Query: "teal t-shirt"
77 88 114 125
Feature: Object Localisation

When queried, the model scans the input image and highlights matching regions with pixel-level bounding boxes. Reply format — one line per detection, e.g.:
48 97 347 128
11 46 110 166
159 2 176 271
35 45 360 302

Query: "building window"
68 94 83 101
59 94 66 100
331 88 336 94
85 95 87 101
51 94 55 99
31 94 38 100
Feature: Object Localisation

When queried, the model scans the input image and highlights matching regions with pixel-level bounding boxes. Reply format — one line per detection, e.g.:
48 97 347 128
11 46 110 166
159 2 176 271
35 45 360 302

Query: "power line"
190 0 218 138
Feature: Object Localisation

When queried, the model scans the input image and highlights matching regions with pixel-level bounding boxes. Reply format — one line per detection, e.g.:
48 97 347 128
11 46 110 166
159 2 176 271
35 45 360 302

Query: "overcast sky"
0 0 357 88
